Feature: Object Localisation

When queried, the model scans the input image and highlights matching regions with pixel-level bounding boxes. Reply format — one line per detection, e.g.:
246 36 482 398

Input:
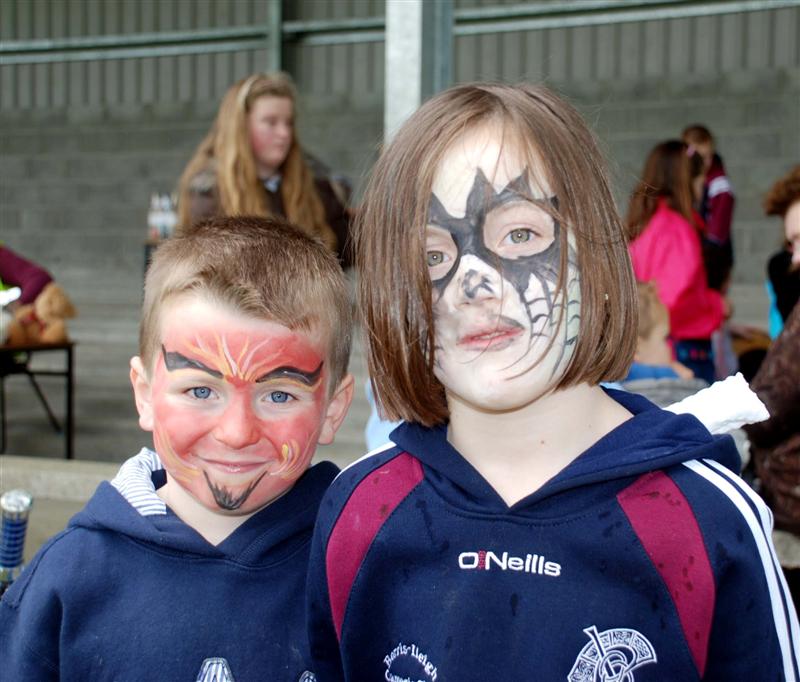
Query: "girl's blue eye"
190 387 212 400
270 391 292 403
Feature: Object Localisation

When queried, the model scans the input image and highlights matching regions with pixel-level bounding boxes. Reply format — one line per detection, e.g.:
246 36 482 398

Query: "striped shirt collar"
111 448 167 516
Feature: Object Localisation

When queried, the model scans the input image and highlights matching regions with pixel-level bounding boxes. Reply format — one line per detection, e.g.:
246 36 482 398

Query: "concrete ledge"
1 455 118 502
1 455 119 563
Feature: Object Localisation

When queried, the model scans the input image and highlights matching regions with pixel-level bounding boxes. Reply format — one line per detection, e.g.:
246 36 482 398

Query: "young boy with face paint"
306 84 799 680
0 217 354 681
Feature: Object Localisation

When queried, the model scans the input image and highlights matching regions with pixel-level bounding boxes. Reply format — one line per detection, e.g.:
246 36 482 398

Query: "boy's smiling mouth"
198 457 269 476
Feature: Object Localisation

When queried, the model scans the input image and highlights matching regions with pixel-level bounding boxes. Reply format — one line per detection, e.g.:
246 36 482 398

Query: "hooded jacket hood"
68 454 338 563
387 388 740 514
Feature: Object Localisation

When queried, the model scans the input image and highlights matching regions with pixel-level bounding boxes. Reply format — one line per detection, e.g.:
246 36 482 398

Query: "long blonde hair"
177 72 335 248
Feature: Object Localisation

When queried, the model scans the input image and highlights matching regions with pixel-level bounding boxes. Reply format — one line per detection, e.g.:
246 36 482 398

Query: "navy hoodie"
0 451 337 681
307 390 799 681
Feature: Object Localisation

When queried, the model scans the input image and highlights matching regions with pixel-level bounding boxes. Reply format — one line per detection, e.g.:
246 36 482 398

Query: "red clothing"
702 155 735 246
629 201 724 340
0 245 53 304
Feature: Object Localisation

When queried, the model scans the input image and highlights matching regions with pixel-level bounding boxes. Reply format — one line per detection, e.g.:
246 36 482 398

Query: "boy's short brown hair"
636 281 669 341
356 82 636 426
140 216 352 391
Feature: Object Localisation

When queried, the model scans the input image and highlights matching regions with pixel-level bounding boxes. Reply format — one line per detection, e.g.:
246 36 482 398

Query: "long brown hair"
356 82 637 426
177 73 335 248
625 139 695 241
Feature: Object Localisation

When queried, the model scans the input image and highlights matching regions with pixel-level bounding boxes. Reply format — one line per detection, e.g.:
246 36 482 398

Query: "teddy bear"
4 282 77 346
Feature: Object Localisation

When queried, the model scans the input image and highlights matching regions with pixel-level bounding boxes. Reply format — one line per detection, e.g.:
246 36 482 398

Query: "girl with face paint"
307 83 798 681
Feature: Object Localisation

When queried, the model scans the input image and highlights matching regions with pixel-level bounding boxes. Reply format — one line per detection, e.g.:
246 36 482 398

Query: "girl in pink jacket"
626 140 726 384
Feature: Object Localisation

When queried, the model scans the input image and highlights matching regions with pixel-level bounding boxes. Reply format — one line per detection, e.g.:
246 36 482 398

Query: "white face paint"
426 125 581 412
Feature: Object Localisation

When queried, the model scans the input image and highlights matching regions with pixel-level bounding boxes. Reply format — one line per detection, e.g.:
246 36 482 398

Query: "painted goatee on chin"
203 471 267 511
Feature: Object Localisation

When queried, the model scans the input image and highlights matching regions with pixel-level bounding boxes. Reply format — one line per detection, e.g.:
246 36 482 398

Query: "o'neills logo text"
458 550 561 576
383 642 438 682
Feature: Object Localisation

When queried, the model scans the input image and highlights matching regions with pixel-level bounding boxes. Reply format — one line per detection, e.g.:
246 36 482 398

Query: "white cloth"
666 372 769 435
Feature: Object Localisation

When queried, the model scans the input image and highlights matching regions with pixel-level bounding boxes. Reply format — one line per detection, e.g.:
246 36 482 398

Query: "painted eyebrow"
162 347 223 378
256 361 324 386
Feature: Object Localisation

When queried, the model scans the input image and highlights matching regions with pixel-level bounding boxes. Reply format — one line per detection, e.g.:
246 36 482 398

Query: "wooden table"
0 341 75 459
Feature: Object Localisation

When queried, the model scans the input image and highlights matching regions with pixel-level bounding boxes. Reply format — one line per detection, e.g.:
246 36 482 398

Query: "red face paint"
150 297 329 514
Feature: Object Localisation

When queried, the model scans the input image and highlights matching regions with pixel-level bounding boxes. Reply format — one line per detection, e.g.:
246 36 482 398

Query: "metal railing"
1 0 798 65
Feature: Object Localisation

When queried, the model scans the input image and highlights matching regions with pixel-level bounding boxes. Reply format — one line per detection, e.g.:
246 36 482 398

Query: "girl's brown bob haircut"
356 82 636 426
140 215 351 394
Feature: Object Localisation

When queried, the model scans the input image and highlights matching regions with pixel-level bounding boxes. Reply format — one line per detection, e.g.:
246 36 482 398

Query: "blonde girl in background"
177 72 351 265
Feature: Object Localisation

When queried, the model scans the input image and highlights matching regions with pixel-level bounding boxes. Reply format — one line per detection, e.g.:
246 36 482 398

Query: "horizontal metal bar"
455 0 676 21
292 0 800 44
282 16 385 35
0 25 270 54
1 0 796 64
0 40 270 66
454 0 800 36
294 30 385 47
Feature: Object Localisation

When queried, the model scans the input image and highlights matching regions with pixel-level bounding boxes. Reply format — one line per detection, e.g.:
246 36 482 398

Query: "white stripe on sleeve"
708 175 732 198
683 459 799 680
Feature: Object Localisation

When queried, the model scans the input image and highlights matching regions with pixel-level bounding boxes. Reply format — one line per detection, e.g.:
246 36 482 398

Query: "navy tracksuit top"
307 390 799 681
0 459 338 681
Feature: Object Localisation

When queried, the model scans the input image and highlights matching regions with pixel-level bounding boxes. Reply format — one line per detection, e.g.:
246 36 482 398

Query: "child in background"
0 217 354 681
626 281 694 382
623 281 706 408
682 124 735 292
306 83 798 680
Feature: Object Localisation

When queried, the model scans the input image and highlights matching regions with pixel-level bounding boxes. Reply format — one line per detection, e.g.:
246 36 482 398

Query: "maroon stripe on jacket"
326 452 424 640
617 470 716 677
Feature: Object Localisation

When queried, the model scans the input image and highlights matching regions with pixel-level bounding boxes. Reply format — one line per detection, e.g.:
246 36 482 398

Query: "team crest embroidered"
298 672 317 682
383 642 439 681
568 625 657 682
196 658 235 682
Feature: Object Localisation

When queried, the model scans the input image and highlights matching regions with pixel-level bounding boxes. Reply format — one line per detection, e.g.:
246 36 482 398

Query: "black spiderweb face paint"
426 168 580 377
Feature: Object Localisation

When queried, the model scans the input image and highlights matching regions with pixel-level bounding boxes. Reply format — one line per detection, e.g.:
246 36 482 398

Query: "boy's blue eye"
190 387 212 399
270 391 292 403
